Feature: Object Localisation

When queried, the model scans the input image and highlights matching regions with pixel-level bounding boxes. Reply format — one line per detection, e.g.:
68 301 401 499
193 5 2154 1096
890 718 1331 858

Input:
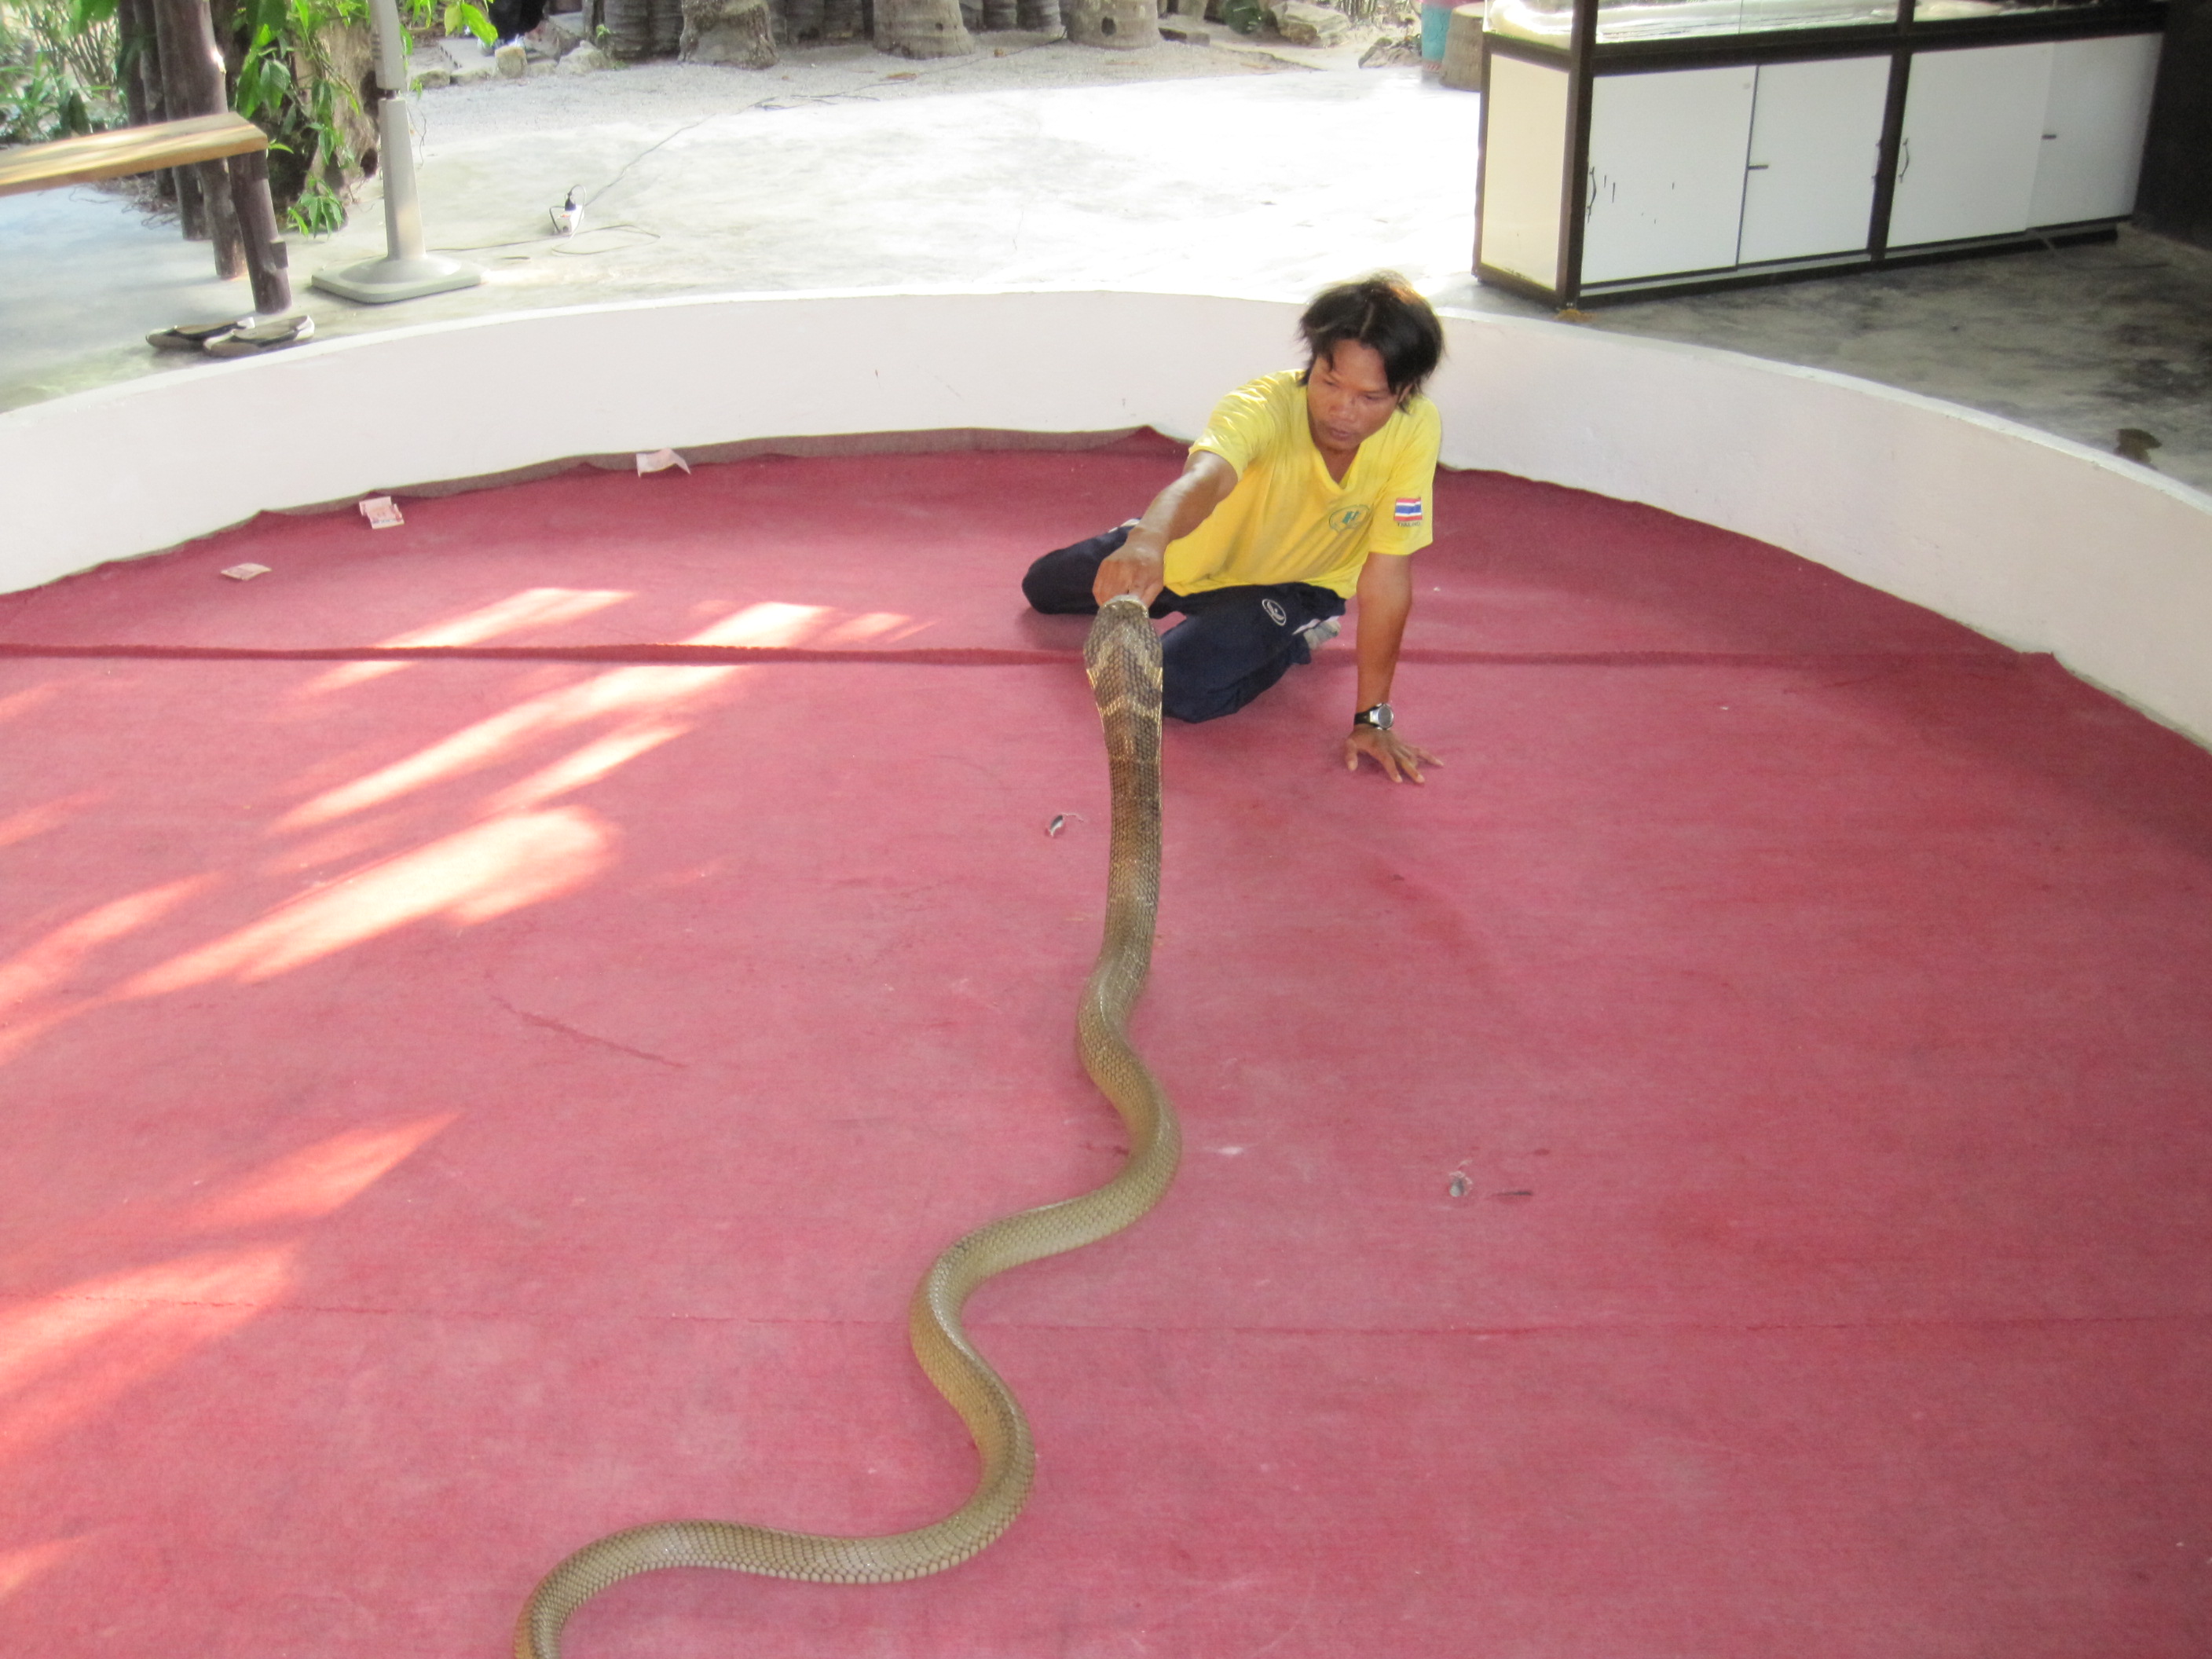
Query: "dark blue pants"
1021 527 1346 723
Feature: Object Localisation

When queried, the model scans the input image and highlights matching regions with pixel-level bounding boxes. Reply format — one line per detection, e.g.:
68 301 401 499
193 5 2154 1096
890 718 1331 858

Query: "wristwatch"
1353 703 1394 731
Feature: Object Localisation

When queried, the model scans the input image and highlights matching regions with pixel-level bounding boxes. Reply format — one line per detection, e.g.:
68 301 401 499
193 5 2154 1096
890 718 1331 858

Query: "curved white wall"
5 287 2209 742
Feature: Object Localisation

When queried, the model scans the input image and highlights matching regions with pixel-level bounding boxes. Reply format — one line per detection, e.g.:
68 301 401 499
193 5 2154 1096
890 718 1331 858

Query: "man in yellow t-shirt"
1022 274 1445 784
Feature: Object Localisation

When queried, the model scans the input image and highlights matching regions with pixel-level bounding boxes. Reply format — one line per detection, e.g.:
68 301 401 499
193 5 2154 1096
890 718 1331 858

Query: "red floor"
2 434 2209 1658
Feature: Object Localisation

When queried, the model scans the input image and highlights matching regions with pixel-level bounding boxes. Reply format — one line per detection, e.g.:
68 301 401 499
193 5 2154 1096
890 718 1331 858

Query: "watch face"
1373 703 1394 731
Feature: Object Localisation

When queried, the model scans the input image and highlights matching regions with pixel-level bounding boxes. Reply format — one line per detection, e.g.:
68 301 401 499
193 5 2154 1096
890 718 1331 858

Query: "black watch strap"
1353 703 1393 731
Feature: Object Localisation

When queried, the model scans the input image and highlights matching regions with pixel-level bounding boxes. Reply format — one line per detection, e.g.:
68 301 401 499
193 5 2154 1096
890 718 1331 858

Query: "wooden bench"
0 110 291 318
0 111 266 200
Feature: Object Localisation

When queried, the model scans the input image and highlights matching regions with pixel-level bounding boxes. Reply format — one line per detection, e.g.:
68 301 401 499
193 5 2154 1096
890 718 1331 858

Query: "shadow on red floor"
2 436 2209 1658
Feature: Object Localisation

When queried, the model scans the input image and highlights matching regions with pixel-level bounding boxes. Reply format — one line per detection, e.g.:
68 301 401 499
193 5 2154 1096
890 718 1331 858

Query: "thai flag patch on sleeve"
1393 496 1424 526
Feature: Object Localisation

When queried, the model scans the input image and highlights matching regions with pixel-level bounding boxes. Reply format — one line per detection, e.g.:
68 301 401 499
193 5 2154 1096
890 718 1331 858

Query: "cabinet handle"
1585 166 1596 221
1745 163 1771 170
1898 137 1911 181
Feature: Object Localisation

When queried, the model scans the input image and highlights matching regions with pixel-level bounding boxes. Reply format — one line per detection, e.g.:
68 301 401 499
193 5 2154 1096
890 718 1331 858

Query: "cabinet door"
1583 66 1757 285
1737 56 1890 265
1888 42 2053 248
2029 33 2162 226
1481 53 1574 289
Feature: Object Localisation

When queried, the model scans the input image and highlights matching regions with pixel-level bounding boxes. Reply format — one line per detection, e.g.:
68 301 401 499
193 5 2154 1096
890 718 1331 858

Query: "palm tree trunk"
1064 0 1157 45
680 0 777 62
875 0 974 55
602 0 654 56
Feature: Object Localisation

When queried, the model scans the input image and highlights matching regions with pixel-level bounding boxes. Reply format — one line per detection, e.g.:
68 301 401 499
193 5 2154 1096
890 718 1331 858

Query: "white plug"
551 189 583 236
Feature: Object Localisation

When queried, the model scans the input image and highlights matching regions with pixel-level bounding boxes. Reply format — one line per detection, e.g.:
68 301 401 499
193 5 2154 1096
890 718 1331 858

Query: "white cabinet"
1482 54 1574 288
1474 24 2163 302
1888 42 2053 248
2029 33 2161 226
1887 37 2163 247
1583 66 1757 284
1581 57 1884 280
1737 55 1892 264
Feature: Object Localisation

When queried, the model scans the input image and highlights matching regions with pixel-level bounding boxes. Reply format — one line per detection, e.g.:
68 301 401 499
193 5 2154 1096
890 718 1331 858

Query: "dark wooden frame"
1472 0 2170 306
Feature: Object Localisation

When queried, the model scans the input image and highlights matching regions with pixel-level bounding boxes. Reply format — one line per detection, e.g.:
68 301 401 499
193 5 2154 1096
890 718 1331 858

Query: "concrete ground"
1434 230 2212 495
2 37 2208 493
0 40 1472 400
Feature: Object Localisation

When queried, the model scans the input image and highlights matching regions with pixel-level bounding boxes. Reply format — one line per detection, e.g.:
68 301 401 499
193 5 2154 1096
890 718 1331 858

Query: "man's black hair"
1298 273 1445 403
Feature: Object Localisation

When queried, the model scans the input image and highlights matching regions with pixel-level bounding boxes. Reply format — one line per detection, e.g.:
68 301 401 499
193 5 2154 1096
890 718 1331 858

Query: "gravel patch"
408 28 1394 143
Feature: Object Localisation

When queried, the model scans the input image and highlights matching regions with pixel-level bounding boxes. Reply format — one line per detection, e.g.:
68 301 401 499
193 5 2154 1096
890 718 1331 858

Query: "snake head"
1083 595 1163 689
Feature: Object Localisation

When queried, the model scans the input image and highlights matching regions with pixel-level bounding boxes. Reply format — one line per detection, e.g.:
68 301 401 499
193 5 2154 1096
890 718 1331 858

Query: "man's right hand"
1093 452 1235 607
1093 533 1166 607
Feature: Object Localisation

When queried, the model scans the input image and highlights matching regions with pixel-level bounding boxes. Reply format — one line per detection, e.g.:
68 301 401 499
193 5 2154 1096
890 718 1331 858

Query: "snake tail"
513 593 1179 1658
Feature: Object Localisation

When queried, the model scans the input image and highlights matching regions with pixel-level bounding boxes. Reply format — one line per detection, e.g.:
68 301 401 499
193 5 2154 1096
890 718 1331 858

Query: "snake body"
515 595 1179 1657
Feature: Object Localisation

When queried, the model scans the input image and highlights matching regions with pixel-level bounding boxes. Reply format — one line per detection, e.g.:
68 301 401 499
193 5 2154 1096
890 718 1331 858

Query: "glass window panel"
1486 0 1903 42
1915 0 2116 19
1484 0 1576 43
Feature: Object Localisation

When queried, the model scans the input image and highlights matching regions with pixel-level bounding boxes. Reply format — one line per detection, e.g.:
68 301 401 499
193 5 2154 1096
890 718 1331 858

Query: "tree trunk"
821 0 866 36
209 0 241 85
151 0 248 273
602 0 654 57
650 0 686 53
152 0 247 275
1064 0 1157 46
226 147 293 315
119 0 181 202
680 0 777 62
875 0 974 57
1016 0 1062 31
980 0 1018 27
130 0 169 131
145 0 203 231
116 0 152 126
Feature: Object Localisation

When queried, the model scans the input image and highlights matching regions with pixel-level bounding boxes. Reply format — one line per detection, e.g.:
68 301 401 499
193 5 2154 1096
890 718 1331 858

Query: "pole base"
311 253 481 305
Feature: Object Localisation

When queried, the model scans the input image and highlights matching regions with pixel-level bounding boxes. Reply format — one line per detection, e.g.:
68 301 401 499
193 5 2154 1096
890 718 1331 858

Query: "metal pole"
311 0 480 302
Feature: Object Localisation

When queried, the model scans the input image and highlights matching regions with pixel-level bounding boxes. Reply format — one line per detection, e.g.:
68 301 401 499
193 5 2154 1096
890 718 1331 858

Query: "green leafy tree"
0 0 123 142
1 0 490 233
229 0 489 233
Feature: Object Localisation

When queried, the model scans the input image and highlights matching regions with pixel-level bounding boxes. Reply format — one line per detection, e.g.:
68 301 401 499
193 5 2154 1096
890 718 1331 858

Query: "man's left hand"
1344 726 1440 784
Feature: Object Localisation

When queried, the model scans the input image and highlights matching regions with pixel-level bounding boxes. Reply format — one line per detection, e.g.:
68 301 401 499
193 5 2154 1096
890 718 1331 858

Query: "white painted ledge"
5 287 2208 742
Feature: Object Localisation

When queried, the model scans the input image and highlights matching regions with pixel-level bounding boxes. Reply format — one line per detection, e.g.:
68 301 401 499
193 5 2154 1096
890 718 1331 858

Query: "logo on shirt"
1328 504 1370 534
1262 598 1289 627
1394 497 1424 526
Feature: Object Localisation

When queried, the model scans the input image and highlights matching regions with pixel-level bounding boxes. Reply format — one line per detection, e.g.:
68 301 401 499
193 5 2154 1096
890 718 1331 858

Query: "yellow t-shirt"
1165 370 1440 599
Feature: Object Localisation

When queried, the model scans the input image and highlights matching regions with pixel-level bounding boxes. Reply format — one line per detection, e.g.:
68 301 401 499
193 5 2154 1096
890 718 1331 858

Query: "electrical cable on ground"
398 42 1067 267
424 116 705 261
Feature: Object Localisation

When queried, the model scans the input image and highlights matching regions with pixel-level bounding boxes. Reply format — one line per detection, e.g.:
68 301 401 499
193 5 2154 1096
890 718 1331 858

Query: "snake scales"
515 595 1181 1658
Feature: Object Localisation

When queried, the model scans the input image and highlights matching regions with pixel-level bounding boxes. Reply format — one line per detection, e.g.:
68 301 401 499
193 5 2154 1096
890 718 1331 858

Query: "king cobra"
515 595 1181 1658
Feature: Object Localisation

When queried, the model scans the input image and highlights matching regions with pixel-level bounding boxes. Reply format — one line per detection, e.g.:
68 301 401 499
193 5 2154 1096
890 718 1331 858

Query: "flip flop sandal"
203 314 316 358
147 317 247 352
